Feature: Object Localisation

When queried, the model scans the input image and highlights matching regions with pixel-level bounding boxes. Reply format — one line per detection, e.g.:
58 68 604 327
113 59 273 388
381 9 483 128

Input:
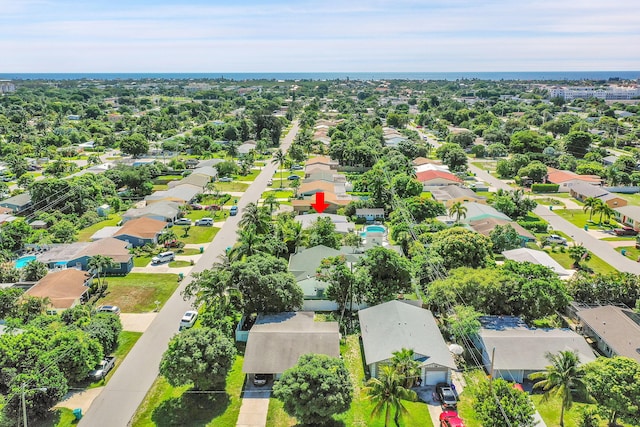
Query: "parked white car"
152 251 175 264
179 310 198 330
546 234 567 245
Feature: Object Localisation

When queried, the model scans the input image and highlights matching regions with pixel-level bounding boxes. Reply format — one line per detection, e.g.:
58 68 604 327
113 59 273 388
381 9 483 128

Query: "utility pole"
21 382 27 427
489 347 496 394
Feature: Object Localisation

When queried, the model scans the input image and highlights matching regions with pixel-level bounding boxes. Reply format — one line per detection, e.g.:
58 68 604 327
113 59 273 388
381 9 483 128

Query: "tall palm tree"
582 197 599 220
239 202 271 234
271 149 287 188
364 365 418 427
528 351 587 427
448 201 467 224
391 348 421 388
157 230 178 247
599 204 615 225
229 226 266 261
262 193 280 215
87 255 115 288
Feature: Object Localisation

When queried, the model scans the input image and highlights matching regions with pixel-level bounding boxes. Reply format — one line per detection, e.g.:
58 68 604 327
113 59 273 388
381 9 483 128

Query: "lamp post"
21 383 47 427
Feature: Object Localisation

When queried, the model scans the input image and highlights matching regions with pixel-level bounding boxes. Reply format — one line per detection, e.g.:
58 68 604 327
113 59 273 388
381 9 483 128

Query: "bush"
531 183 559 193
518 219 548 233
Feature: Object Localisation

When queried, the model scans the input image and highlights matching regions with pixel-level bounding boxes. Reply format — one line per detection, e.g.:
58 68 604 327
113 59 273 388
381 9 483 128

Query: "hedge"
518 220 548 233
531 183 560 193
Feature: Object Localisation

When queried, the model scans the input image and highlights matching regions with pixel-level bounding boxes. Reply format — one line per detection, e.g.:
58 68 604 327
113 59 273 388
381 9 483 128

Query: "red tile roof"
415 170 463 183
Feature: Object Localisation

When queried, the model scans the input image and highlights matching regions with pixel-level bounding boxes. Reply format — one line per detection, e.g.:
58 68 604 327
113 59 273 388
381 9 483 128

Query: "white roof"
502 248 573 277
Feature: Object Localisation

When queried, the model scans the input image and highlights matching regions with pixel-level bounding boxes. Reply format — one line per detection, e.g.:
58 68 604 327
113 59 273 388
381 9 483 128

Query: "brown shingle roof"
114 217 167 240
26 269 91 309
79 237 132 263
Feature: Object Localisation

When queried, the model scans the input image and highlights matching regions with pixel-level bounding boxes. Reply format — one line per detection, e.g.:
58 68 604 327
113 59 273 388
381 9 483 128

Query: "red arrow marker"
311 192 330 213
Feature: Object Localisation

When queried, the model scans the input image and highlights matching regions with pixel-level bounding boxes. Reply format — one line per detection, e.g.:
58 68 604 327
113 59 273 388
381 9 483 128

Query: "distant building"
548 85 640 101
0 80 16 94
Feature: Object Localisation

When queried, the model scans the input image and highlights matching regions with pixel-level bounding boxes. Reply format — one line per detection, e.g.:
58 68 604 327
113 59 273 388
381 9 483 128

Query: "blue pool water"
366 225 386 233
15 255 36 269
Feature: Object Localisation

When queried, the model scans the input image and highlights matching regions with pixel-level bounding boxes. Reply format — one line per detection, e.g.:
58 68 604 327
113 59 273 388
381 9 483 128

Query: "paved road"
468 164 640 275
79 120 300 427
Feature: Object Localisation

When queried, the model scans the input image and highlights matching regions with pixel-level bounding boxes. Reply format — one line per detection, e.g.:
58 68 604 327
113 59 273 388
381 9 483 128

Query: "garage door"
424 370 447 385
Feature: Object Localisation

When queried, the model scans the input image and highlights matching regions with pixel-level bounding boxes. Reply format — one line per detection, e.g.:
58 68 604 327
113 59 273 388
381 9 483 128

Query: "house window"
112 264 121 270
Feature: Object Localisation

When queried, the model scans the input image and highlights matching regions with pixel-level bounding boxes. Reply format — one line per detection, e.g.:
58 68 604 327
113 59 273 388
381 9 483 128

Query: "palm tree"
582 197 599 220
391 348 421 388
448 201 467 224
364 365 418 427
239 202 271 234
262 193 280 215
599 204 615 225
229 226 266 261
568 243 589 268
271 149 287 188
528 351 587 427
87 255 115 288
157 230 177 247
590 199 606 224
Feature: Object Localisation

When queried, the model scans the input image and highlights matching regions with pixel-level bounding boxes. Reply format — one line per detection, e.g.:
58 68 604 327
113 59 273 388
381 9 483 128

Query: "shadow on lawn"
293 420 346 427
151 391 230 427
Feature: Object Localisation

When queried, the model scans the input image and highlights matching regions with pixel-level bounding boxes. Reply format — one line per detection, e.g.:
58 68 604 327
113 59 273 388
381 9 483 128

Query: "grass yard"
530 395 633 427
133 256 152 267
615 246 640 260
176 248 202 256
186 210 226 221
179 226 220 244
130 354 245 427
266 335 434 427
88 331 143 388
543 248 616 274
152 184 169 191
553 209 619 231
77 215 122 242
234 169 261 181
261 190 294 199
96 273 180 312
534 197 567 207
168 260 192 268
619 192 640 205
214 181 249 192
31 407 77 427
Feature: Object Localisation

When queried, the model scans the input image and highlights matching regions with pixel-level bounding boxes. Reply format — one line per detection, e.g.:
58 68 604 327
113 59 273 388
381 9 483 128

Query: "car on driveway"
179 310 198 330
97 305 121 316
546 234 567 245
436 383 458 410
290 165 303 170
218 177 233 182
173 218 192 226
287 175 300 180
253 373 272 386
230 206 239 216
614 226 638 236
195 217 214 226
152 251 175 264
440 410 465 427
88 356 116 380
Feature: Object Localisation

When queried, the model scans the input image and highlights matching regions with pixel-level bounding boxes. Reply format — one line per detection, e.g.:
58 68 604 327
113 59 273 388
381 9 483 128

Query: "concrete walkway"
56 387 104 416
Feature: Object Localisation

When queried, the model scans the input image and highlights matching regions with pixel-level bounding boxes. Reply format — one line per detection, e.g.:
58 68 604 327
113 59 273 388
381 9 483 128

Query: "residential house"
113 217 168 247
602 155 619 166
461 202 511 223
25 269 92 312
144 184 201 205
473 316 596 383
289 245 362 281
569 182 627 208
416 170 463 189
36 237 133 274
469 217 536 243
294 213 354 234
576 305 640 363
545 168 602 192
0 193 32 213
431 186 487 208
122 201 180 224
355 208 385 222
237 141 257 155
242 312 340 381
359 300 457 385
304 171 347 183
298 180 336 197
305 156 339 170
614 205 640 230
168 173 211 190
413 158 450 174
291 192 352 214
501 248 573 278
190 166 218 180
197 158 225 169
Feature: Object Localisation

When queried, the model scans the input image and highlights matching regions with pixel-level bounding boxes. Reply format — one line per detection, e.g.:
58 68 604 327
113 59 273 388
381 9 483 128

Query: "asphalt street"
79 120 299 427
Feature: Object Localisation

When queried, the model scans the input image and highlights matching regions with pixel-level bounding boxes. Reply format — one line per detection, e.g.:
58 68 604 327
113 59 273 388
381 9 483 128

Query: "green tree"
446 305 482 343
307 217 341 249
21 260 48 282
239 202 271 234
272 149 287 188
84 313 123 354
435 143 468 172
473 378 536 427
510 130 547 154
568 243 590 268
429 227 493 270
273 354 353 425
159 327 237 390
582 197 599 220
489 224 521 252
529 351 588 427
391 348 421 388
364 364 418 427
119 133 149 157
87 255 115 288
317 255 358 313
357 246 413 305
584 356 640 426
157 229 177 247
262 193 280 214
565 131 593 159
448 201 467 223
214 160 239 177
0 287 23 318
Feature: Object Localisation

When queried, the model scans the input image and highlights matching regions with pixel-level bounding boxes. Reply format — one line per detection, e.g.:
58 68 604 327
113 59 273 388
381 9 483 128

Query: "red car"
614 226 638 236
440 411 465 427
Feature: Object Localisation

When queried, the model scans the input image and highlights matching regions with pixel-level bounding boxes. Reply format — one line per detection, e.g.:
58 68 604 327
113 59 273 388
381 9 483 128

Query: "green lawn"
615 246 640 260
214 181 249 192
543 247 616 274
179 226 220 244
96 273 180 312
553 209 619 231
176 248 202 256
88 331 143 388
130 354 245 427
134 257 152 267
266 335 434 427
168 260 192 268
77 215 122 242
618 192 640 205
261 190 294 199
31 407 77 427
530 394 633 427
235 169 261 181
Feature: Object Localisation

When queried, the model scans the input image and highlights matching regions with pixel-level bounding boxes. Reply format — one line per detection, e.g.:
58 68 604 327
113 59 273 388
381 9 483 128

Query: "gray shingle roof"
242 312 340 374
288 245 361 281
502 248 573 276
577 305 640 363
358 301 456 368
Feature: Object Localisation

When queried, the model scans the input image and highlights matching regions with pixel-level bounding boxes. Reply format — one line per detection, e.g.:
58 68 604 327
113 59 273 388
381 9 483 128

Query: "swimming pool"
15 255 37 269
366 225 386 233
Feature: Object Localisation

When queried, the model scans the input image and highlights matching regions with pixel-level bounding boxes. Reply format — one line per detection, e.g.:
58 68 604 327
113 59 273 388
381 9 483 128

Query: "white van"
152 251 175 264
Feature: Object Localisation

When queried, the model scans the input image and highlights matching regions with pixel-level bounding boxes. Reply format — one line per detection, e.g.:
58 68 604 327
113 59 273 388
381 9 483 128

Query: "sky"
1 0 640 73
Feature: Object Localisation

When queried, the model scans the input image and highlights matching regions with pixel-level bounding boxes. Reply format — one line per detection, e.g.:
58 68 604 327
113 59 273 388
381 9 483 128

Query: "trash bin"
200 246 204 254
73 408 82 420
584 225 589 231
549 206 553 211
179 273 184 280
622 249 627 256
